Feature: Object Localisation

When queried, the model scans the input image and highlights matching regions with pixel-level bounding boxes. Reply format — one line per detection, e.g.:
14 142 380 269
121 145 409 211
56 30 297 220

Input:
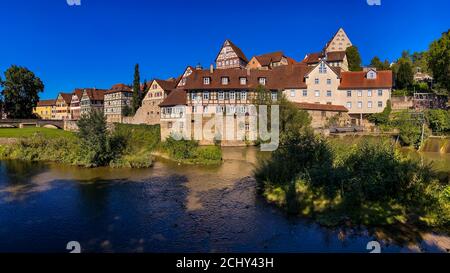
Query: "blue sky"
0 0 449 99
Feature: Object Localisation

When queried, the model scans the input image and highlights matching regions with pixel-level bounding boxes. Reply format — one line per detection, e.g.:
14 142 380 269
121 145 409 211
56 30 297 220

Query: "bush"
425 109 450 134
161 136 222 164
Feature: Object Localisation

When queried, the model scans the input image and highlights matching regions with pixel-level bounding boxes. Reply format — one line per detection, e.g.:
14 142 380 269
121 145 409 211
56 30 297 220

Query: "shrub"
425 109 450 134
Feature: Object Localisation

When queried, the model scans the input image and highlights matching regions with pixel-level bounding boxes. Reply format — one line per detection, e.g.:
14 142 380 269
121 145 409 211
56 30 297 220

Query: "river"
0 147 449 253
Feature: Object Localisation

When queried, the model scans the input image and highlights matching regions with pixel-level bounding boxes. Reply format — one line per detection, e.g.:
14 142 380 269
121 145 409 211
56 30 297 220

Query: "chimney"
196 63 203 70
246 67 251 76
210 64 214 74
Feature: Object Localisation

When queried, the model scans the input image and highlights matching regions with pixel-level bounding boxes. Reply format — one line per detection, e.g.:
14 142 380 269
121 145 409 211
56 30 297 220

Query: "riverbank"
0 125 223 168
255 133 450 233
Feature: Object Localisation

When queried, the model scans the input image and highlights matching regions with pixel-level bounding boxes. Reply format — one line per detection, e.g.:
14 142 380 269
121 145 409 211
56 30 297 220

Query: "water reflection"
0 147 448 253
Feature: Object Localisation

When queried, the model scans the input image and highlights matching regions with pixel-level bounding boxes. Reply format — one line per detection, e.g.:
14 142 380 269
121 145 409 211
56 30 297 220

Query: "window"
346 102 352 109
347 90 352 97
216 106 224 113
191 92 197 100
357 101 362 108
326 90 332 97
303 90 308 97
192 106 197 113
221 77 229 85
241 91 247 100
240 77 247 85
357 90 362 97
378 90 383 96
367 71 377 79
230 91 235 100
168 122 173 129
290 90 295 97
368 101 373 108
319 62 327 74
378 101 383 108
152 84 157 89
327 79 331 85
218 92 224 100
271 92 278 101
203 77 210 85
203 91 209 100
259 77 266 85
315 90 320 97
315 78 319 84
203 106 208 113
368 90 372 97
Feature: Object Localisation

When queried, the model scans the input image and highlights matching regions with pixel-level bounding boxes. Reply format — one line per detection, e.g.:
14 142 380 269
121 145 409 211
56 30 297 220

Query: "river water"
0 147 449 253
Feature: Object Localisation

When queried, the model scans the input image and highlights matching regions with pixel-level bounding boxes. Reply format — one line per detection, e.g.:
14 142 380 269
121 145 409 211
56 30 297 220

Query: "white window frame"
315 90 320 97
218 91 224 100
203 77 210 85
346 102 352 109
290 90 295 97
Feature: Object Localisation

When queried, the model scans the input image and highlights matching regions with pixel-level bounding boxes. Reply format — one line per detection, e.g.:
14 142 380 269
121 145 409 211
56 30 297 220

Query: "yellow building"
33 99 55 120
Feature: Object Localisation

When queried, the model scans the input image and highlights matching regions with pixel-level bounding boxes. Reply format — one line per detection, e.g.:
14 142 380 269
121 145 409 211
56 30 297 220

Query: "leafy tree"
411 51 429 74
395 59 414 90
428 30 450 93
370 56 391 70
346 46 362 71
77 110 110 166
425 109 450 133
0 65 44 118
131 63 141 114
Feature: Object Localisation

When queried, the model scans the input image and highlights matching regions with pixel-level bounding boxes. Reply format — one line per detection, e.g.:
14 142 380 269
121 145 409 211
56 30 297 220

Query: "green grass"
0 127 74 138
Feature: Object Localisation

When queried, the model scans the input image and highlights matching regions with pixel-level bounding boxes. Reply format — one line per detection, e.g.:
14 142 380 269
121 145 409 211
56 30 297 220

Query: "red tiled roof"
295 102 349 112
84 89 106 101
155 79 178 91
302 52 324 65
179 63 311 91
37 99 55 107
58 93 72 104
338 70 393 90
326 51 346 62
159 89 186 107
105 83 132 94
254 51 283 66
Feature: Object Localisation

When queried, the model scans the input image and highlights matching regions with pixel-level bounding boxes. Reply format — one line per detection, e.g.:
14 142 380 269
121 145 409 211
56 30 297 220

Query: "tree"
370 56 391 70
428 30 450 93
395 59 414 90
77 110 110 166
131 63 141 114
346 46 362 71
0 65 44 118
140 79 148 103
425 109 450 133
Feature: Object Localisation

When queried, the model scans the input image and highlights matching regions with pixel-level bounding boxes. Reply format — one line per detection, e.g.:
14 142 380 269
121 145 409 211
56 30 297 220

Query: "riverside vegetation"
0 111 222 167
255 97 450 230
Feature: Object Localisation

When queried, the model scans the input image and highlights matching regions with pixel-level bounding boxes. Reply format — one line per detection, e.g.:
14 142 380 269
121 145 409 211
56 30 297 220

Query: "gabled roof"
302 52 325 65
305 60 340 78
216 40 249 63
58 93 72 104
338 70 393 90
159 89 187 107
295 102 349 112
252 51 297 67
83 89 106 101
105 83 132 94
154 79 178 91
72 89 84 100
37 99 56 107
326 51 346 62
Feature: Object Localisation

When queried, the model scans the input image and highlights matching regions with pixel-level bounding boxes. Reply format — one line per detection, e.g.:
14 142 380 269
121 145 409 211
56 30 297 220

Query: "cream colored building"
324 28 353 53
53 93 72 120
126 79 177 125
104 84 133 123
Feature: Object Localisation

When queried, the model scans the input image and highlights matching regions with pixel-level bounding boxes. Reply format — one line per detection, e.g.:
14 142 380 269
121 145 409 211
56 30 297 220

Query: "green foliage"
256 137 450 228
370 56 391 70
0 65 44 118
391 111 424 148
131 63 141 114
425 109 450 133
427 30 450 93
346 46 362 71
162 136 222 164
77 110 113 166
368 100 392 125
395 58 414 90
